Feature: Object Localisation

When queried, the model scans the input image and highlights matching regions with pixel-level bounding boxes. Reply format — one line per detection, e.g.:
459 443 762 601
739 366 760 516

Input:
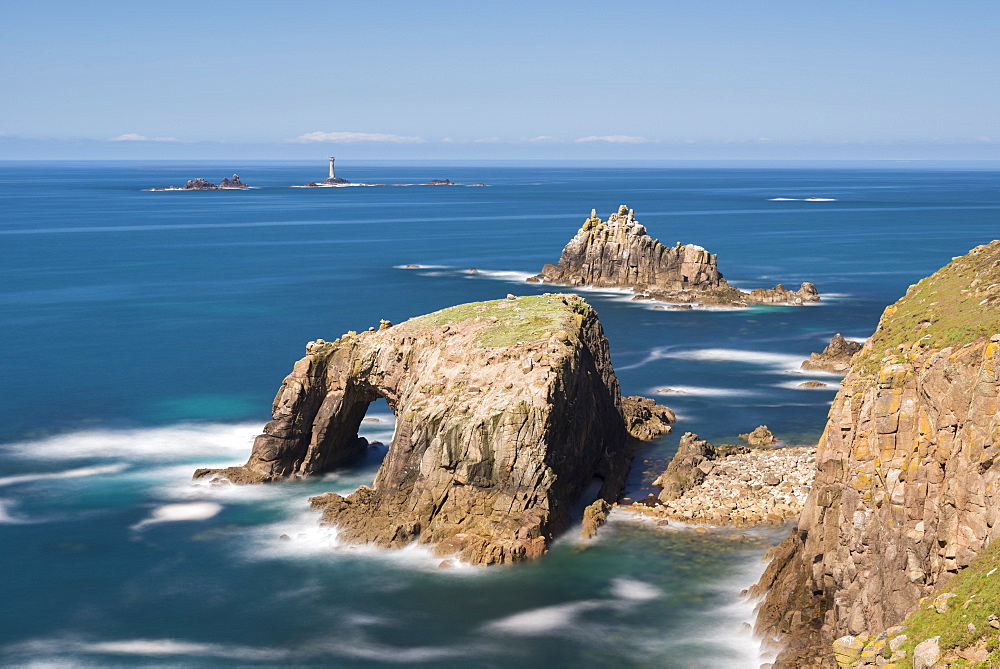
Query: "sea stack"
194 294 673 564
753 240 1000 666
528 205 820 306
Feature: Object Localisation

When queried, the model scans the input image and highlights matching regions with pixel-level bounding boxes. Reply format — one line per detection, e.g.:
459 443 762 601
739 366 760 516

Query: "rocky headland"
527 205 820 306
149 174 250 191
194 293 673 565
802 333 864 373
629 432 816 527
753 240 1000 667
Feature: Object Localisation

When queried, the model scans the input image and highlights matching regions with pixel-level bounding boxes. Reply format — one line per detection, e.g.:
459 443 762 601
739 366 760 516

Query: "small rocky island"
528 205 820 306
422 178 459 185
148 174 250 191
194 293 673 565
801 332 864 373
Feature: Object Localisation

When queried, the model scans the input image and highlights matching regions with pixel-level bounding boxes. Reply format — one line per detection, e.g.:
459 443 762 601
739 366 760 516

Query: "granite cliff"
753 240 1000 667
195 294 672 565
528 205 819 306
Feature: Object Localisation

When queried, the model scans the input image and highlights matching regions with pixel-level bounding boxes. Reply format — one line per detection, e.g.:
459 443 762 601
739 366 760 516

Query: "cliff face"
195 294 672 565
754 241 1000 667
528 205 819 306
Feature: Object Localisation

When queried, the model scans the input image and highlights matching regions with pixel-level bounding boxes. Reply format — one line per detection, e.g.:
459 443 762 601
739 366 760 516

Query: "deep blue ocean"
2 160 998 667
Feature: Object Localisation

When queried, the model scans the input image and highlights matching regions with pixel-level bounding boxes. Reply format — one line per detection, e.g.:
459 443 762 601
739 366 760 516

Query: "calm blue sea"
1 160 998 667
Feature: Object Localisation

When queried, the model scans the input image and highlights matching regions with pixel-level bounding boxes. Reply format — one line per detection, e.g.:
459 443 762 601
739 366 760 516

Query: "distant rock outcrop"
184 174 249 189
423 178 458 185
753 241 1000 666
148 175 251 191
801 333 864 373
218 174 247 188
527 205 820 306
194 294 673 565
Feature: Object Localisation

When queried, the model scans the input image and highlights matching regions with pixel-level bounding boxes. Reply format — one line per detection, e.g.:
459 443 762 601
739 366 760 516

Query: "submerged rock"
194 294 672 565
527 205 820 307
801 333 863 373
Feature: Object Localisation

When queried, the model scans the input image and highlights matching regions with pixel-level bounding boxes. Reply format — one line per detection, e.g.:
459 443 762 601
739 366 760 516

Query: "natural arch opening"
298 380 398 479
354 397 396 484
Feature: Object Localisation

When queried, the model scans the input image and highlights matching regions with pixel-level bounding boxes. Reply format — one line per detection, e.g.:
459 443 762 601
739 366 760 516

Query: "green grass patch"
397 294 592 348
853 240 1000 379
895 539 1000 666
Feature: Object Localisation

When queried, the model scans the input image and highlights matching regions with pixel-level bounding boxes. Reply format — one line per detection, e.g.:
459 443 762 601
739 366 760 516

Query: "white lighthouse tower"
328 157 336 179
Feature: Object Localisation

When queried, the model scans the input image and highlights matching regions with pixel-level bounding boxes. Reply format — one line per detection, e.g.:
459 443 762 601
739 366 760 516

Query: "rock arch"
195 294 673 564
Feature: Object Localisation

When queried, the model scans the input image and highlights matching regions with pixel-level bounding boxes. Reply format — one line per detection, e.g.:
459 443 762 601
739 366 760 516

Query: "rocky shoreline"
628 432 816 527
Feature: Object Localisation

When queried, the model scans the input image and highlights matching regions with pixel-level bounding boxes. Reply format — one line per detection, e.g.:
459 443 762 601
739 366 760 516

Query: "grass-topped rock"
194 293 673 565
753 239 1000 666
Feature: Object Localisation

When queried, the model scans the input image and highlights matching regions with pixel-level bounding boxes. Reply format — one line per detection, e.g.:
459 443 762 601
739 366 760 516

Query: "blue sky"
2 0 998 159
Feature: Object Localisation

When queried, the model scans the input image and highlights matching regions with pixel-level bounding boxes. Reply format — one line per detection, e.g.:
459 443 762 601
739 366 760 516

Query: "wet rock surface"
527 205 821 306
194 294 672 565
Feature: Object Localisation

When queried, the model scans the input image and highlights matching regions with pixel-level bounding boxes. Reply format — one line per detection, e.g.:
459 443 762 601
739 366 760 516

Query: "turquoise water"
2 160 998 666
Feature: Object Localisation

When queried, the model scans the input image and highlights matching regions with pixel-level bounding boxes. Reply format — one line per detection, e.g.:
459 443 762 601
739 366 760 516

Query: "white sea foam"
245 508 478 573
6 637 292 662
766 197 836 202
3 423 260 463
132 502 223 530
151 465 291 503
693 557 778 667
392 264 451 270
0 463 128 487
774 380 839 391
650 385 755 398
333 642 471 662
655 347 806 371
482 576 663 637
610 577 661 601
81 638 288 660
0 499 22 523
8 636 469 664
464 269 537 284
845 335 870 344
621 345 822 374
482 600 604 635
